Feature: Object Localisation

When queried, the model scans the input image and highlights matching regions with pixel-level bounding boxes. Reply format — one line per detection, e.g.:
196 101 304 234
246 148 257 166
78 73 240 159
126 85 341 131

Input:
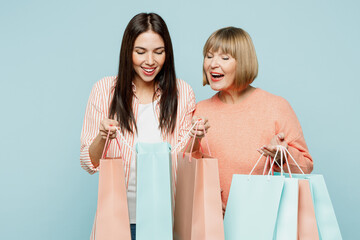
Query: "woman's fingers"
190 131 204 138
100 128 117 135
190 116 210 138
264 145 277 153
104 121 119 131
258 145 279 158
203 120 210 131
222 202 226 216
99 130 117 139
257 133 288 164
277 133 285 140
261 147 275 158
99 119 120 140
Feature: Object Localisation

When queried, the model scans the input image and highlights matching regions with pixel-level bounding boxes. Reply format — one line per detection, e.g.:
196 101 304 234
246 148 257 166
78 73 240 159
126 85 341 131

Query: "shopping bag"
224 174 284 240
173 133 224 240
297 179 319 239
305 174 342 240
274 146 342 239
273 178 298 240
279 172 342 240
224 153 285 240
272 147 318 240
91 135 131 240
135 142 173 240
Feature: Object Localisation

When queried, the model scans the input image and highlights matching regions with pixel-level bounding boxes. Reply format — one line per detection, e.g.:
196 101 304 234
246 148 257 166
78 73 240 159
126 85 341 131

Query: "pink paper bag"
90 137 131 240
173 135 224 240
298 179 319 240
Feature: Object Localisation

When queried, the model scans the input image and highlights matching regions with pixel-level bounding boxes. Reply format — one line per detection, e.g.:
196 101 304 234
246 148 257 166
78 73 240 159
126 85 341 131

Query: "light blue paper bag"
136 142 173 240
224 174 285 240
273 178 298 240
272 144 342 240
277 173 342 240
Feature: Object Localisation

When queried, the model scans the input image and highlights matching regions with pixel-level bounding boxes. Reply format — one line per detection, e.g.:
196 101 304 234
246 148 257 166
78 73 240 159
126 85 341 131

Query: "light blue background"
1 0 359 239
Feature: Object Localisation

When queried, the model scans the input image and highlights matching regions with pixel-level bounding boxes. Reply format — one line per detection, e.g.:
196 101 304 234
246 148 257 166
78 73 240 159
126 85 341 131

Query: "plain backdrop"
1 0 359 239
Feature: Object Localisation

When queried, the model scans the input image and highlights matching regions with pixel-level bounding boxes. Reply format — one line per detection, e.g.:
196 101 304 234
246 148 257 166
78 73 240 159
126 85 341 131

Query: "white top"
127 100 162 223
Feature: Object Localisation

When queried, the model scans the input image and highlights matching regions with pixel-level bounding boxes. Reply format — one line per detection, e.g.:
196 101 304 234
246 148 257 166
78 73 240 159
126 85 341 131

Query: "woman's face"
203 49 237 91
132 30 166 84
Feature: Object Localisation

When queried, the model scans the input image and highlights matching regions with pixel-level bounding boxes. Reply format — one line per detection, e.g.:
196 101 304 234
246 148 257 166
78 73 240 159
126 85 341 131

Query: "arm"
176 82 196 153
80 81 118 174
259 99 313 174
285 133 313 173
88 119 119 168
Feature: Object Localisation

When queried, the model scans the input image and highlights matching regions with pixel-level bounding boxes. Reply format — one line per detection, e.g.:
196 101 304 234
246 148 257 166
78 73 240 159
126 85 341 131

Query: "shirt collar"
132 81 162 100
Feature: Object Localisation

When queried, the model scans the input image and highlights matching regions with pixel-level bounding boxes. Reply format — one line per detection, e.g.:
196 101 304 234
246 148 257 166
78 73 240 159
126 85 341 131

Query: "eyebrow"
134 46 165 50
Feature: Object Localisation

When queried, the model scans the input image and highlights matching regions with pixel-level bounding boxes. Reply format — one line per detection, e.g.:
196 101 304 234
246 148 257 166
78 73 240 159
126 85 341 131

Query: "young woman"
80 13 196 239
193 27 313 213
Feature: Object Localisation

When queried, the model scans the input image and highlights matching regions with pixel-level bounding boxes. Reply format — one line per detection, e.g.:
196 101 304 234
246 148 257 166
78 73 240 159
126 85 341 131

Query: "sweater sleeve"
273 98 313 174
175 80 196 151
80 81 106 174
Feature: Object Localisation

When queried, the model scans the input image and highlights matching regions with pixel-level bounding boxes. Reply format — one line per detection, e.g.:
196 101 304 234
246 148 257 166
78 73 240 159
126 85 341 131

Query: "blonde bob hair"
203 27 258 88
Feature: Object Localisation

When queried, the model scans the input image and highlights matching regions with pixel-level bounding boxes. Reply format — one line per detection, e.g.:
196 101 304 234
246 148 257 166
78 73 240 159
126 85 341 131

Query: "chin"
141 76 156 82
209 83 223 91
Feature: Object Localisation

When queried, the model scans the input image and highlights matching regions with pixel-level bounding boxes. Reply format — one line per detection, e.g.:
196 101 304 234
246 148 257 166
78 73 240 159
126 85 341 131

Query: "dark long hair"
109 13 178 134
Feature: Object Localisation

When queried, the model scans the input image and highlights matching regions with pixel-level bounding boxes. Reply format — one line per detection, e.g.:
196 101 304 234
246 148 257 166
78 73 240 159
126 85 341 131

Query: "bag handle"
101 128 124 159
172 119 201 154
188 122 199 161
278 146 293 178
267 146 283 176
101 129 112 159
115 128 136 153
266 146 292 177
201 120 212 156
265 145 305 177
249 154 273 175
275 145 305 175
248 147 285 180
180 120 212 161
179 122 199 161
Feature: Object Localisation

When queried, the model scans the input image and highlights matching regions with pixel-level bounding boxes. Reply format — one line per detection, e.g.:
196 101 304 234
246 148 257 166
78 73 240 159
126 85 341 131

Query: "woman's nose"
210 57 219 68
146 53 155 65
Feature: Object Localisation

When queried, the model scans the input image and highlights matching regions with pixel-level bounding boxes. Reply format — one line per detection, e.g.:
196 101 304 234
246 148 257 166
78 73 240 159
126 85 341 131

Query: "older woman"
192 27 313 210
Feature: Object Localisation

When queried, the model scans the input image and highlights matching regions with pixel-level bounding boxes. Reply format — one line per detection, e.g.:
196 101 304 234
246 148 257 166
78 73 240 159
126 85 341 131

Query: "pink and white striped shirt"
80 76 196 185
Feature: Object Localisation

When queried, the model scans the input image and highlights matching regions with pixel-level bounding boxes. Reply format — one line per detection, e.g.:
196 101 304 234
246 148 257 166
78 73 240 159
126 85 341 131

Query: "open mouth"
142 67 156 76
210 72 224 81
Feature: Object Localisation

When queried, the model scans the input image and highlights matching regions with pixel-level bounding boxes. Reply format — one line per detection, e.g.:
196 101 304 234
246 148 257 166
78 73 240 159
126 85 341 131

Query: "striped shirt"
80 76 196 186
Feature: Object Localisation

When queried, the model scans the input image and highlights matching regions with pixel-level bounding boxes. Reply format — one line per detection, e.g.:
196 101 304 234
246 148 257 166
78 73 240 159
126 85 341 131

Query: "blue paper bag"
273 178 298 240
135 142 173 240
278 173 342 240
224 174 285 240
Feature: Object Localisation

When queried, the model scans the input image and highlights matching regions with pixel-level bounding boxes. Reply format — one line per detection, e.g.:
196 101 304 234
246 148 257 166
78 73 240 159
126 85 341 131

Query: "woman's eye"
155 51 164 55
136 51 145 55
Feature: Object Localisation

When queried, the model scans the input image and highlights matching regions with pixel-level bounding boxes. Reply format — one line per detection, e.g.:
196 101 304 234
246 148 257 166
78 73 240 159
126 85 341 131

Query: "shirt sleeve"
80 81 106 174
273 98 313 174
175 81 196 151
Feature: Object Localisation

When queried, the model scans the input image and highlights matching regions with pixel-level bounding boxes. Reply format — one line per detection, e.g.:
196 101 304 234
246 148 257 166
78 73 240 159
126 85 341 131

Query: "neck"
218 85 255 104
133 76 156 104
133 75 155 90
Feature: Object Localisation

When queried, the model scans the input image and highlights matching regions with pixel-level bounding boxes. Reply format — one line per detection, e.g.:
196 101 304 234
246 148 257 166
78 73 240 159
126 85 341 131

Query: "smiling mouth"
142 67 156 76
210 72 224 81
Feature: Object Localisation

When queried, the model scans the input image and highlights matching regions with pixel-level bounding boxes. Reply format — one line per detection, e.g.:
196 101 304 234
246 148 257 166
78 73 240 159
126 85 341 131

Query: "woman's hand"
221 189 226 217
257 133 288 163
190 116 210 138
99 118 119 140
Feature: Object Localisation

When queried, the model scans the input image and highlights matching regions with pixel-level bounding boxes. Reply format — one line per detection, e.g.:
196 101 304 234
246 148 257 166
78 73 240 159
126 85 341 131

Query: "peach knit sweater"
195 88 313 206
